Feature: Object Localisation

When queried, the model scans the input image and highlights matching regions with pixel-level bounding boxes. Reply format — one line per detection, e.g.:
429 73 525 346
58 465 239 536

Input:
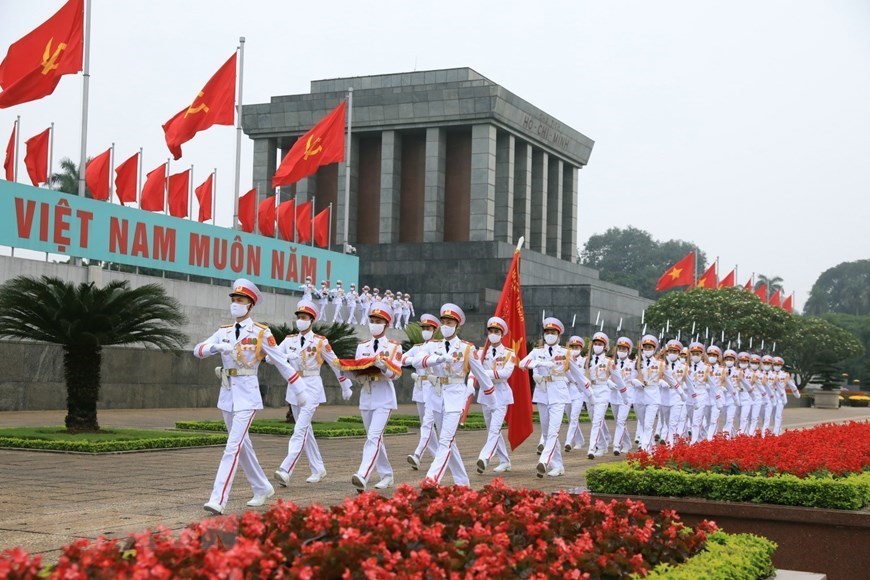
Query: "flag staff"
13 116 20 182
108 143 115 203
47 122 54 188
232 37 246 230
342 86 353 253
164 157 170 214
327 202 333 249
211 167 217 225
77 0 92 197
189 164 194 219
310 194 316 246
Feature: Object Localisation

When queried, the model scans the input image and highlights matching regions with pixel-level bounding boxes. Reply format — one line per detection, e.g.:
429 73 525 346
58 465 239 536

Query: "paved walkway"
0 404 867 562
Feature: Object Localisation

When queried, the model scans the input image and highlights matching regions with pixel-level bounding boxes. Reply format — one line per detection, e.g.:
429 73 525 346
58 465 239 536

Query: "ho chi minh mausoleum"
242 68 652 338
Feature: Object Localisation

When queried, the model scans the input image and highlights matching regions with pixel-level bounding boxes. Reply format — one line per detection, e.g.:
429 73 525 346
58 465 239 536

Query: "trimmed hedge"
174 420 408 438
335 415 488 430
643 531 776 579
0 434 227 453
586 461 870 510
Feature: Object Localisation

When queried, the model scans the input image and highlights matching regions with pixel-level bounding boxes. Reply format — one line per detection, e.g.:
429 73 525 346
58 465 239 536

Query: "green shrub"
174 420 408 437
643 531 776 579
587 462 870 510
0 434 227 453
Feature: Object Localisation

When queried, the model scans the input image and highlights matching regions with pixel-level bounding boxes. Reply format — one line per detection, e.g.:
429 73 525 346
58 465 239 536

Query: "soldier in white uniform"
346 283 360 325
300 276 315 301
760 355 776 436
391 294 405 329
564 336 589 453
331 281 346 324
404 314 441 470
193 278 298 515
660 340 690 446
686 342 711 444
771 356 801 435
611 337 637 455
720 349 741 437
274 299 353 487
403 294 415 329
316 281 330 319
632 335 664 452
746 353 765 435
473 317 517 475
736 352 758 435
348 302 403 491
584 332 629 459
704 345 730 440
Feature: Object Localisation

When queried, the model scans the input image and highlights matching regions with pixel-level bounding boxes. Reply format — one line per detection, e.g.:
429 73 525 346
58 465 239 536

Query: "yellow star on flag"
669 267 683 280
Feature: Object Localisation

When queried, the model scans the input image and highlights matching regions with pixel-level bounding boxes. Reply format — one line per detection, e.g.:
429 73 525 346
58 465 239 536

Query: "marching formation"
299 278 415 328
193 278 801 514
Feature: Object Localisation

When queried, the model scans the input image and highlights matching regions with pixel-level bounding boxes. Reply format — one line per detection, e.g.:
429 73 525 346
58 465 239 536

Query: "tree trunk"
64 346 102 432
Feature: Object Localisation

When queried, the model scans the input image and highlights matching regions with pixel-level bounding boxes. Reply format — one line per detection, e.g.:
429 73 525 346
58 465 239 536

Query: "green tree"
804 260 870 316
0 276 187 432
778 316 864 389
579 226 707 299
820 313 870 388
48 157 93 197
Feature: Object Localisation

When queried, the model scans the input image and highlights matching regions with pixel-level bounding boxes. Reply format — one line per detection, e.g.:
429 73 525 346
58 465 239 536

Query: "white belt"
215 367 257 389
434 376 466 386
300 370 320 377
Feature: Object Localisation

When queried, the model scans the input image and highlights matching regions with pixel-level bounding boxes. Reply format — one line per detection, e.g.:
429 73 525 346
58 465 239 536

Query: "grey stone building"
243 68 652 339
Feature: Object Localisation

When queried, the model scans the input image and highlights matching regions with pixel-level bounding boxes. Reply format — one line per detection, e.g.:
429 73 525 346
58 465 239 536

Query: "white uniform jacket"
473 342 517 407
349 337 402 411
276 331 344 405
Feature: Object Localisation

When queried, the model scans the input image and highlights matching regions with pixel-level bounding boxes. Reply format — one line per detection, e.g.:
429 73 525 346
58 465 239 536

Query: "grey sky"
2 0 869 311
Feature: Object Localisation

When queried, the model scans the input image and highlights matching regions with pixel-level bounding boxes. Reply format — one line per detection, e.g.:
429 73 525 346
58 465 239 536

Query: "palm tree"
49 157 93 196
0 276 187 432
755 274 784 300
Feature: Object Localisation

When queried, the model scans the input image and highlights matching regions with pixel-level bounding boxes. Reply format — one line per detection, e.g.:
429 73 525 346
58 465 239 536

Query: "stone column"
336 134 360 247
470 124 497 241
494 132 515 243
561 163 579 262
530 148 548 253
512 141 532 247
295 175 316 203
252 137 277 201
424 128 446 242
380 130 402 244
546 158 563 259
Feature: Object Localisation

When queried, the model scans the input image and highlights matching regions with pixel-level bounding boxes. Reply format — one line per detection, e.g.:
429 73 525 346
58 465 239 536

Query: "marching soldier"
771 356 801 435
300 276 315 301
721 349 741 437
564 336 590 453
760 355 776 436
584 332 628 459
331 281 346 324
273 299 353 487
632 335 664 452
686 341 710 444
403 293 415 329
317 281 330 319
736 352 757 435
747 353 765 435
611 337 637 455
346 283 360 325
704 345 730 440
660 340 690 446
404 314 441 470
358 286 372 324
193 278 298 515
474 316 517 475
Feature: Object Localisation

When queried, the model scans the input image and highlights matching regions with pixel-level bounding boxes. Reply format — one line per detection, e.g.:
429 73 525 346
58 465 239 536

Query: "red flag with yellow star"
162 53 236 160
695 262 717 289
0 0 83 109
272 100 346 187
718 269 736 288
656 251 695 291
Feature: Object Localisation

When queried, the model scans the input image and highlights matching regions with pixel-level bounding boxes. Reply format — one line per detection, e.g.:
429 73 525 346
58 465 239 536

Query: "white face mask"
762 364 771 371
230 302 249 318
725 360 735 368
750 363 759 370
440 325 456 339
369 323 385 336
773 365 782 372
421 329 434 341
488 332 502 344
296 319 311 332
708 356 718 365
592 344 605 355
739 362 748 369
666 353 678 362
616 350 628 360
642 348 655 358
691 355 701 364
543 334 559 346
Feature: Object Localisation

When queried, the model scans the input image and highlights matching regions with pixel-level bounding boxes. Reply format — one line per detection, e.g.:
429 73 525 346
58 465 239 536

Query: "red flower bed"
630 421 870 478
0 480 716 579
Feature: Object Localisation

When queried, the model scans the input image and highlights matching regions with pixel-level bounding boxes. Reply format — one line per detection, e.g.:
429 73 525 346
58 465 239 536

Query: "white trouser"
773 398 785 435
738 400 752 435
564 399 586 449
707 398 722 440
426 409 469 486
611 402 633 453
665 403 684 446
633 403 646 442
748 399 762 435
657 405 669 441
676 403 689 440
540 402 566 470
413 402 438 459
722 402 737 437
537 402 549 448
479 403 510 464
208 409 270 508
279 403 324 475
639 404 660 452
761 398 773 436
355 408 392 484
690 394 710 444
586 391 610 456
318 302 328 319
347 304 357 325
332 303 344 323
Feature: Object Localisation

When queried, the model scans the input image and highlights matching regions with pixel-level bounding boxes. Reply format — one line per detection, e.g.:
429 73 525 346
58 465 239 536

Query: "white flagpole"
13 116 20 182
77 0 92 197
232 37 245 230
293 193 297 244
108 142 114 203
714 256 719 286
310 194 315 246
274 191 279 239
165 157 170 214
47 122 54 188
327 202 333 249
137 147 143 206
254 185 260 235
342 87 353 253
211 167 217 225
189 164 194 219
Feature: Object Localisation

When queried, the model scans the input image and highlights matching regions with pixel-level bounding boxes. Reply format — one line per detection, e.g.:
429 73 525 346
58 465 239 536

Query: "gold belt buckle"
226 369 239 377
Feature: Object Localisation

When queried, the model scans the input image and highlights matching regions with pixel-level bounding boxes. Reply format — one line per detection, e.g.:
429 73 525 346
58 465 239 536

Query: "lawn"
0 426 227 453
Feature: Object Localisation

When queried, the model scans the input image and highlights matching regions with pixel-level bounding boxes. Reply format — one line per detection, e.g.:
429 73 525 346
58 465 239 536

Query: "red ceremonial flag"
258 195 277 237
272 101 346 187
24 127 50 186
168 169 190 217
295 201 313 243
114 152 139 204
194 173 213 222
162 53 236 160
769 289 782 308
0 0 84 109
695 263 717 289
238 188 256 233
277 199 296 241
744 277 754 291
84 148 111 200
140 163 167 212
718 269 736 288
4 123 14 181
494 249 533 450
313 207 330 248
782 294 794 314
656 251 695 291
755 283 768 303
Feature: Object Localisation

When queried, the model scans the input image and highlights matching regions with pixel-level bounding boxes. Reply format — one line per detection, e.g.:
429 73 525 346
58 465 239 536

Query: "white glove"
374 358 386 370
678 390 687 403
795 391 801 399
264 354 273 365
431 354 448 365
536 360 555 369
341 382 353 401
212 343 234 355
411 372 419 381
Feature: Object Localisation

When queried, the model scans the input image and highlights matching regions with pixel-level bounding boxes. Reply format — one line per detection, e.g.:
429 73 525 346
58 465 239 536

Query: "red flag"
313 207 330 248
295 201 313 243
0 0 84 109
258 195 277 237
695 263 717 289
656 251 695 291
744 277 753 291
114 152 138 204
168 169 190 217
140 163 167 212
194 173 213 222
4 123 14 181
162 53 236 160
782 294 794 314
769 289 782 308
755 283 768 303
494 250 533 450
272 101 346 187
718 269 735 288
238 188 256 233
24 127 50 186
277 199 296 241
84 148 111 200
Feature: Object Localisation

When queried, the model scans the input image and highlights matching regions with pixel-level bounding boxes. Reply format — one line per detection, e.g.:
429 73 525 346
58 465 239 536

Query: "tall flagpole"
47 122 54 188
342 87 353 253
109 142 115 203
232 37 246 230
310 194 315 246
13 116 20 182
212 167 217 225
77 0 92 197
189 164 194 219
714 255 719 286
327 202 333 249
274 191 279 239
165 157 170 214
693 245 699 286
